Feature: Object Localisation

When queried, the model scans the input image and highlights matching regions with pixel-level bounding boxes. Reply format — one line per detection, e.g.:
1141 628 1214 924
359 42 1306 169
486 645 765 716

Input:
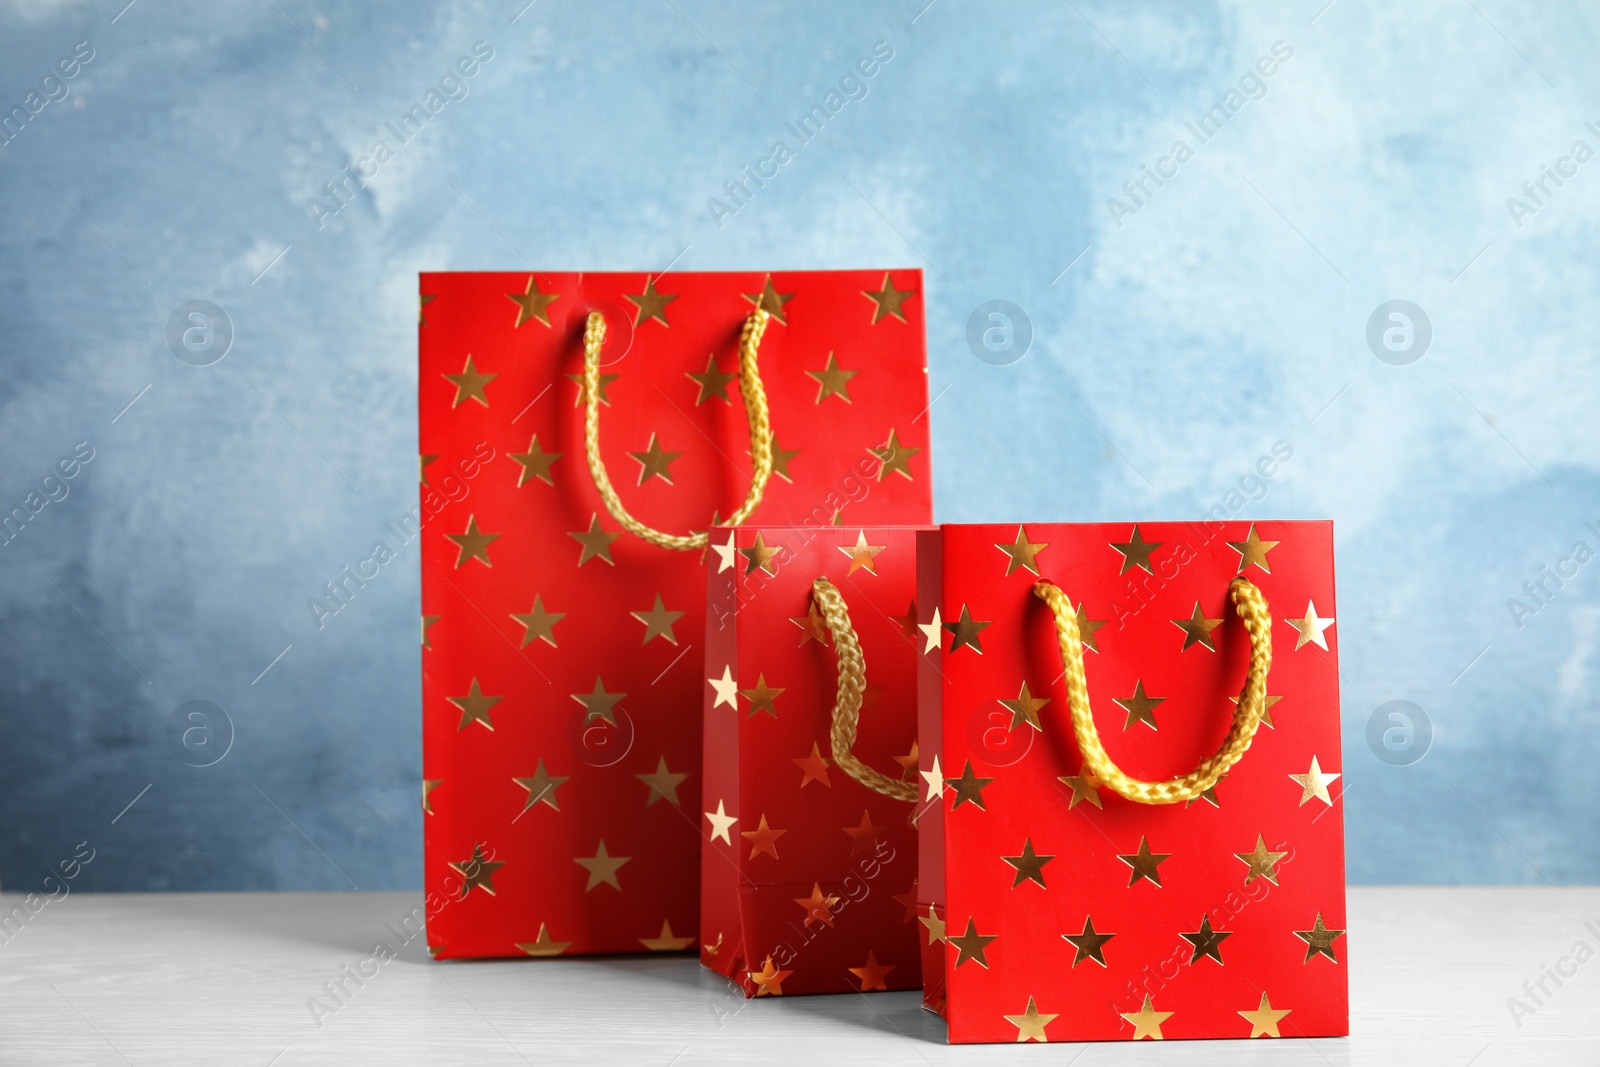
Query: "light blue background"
0 0 1593 890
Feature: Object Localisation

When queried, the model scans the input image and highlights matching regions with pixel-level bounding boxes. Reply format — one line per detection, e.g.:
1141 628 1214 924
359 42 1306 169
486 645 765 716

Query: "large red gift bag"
701 524 925 996
418 270 931 958
916 522 1347 1041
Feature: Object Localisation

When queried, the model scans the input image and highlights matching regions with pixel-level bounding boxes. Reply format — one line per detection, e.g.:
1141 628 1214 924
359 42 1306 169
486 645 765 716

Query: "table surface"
0 886 1595 1065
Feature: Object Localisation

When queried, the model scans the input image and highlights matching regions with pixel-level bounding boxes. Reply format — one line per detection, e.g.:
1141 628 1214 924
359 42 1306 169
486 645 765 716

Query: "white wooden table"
0 887 1594 1065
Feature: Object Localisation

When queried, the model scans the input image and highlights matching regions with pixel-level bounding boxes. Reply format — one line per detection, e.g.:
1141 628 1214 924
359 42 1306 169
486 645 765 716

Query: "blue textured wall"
0 0 1593 890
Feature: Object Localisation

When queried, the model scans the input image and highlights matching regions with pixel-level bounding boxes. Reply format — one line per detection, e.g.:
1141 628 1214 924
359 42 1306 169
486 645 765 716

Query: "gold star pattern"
794 883 840 928
868 429 919 481
1058 770 1103 810
574 840 630 891
944 604 991 654
793 742 832 788
422 779 440 815
838 530 886 575
421 614 440 649
419 293 435 325
789 605 830 646
894 600 920 641
1229 692 1285 729
566 370 618 407
450 843 504 897
1004 996 1057 1043
862 271 916 324
638 920 695 951
741 814 786 859
917 607 943 654
1120 995 1173 1040
1001 838 1054 888
1236 834 1289 886
635 755 689 807
515 923 570 956
708 665 739 710
704 799 737 844
740 674 783 718
510 434 561 487
686 352 736 404
419 454 438 485
999 680 1050 731
919 906 946 944
448 678 501 731
1114 680 1165 731
571 677 625 725
446 514 500 568
628 433 682 485
511 595 564 648
995 526 1048 577
1180 915 1232 965
769 439 800 481
513 759 567 814
749 955 791 995
1172 602 1224 651
1074 601 1108 653
848 950 896 992
920 753 945 800
1117 836 1171 888
1289 756 1341 806
1109 525 1163 575
742 275 794 324
631 593 685 645
507 275 559 327
1287 600 1336 650
1185 780 1222 808
945 760 994 810
443 355 495 408
569 514 620 566
1238 992 1292 1038
949 918 997 968
739 531 781 576
892 740 919 774
807 352 858 404
892 885 918 923
842 810 882 856
1227 523 1280 573
625 276 677 327
1063 916 1114 967
1293 912 1345 963
711 529 739 573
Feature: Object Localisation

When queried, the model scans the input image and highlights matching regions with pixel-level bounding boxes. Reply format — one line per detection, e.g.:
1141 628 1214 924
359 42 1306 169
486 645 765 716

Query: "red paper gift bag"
418 270 931 958
701 524 925 996
916 522 1347 1042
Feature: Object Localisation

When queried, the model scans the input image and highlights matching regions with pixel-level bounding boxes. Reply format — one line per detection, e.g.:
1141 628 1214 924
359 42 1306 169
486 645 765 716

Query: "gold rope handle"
583 308 774 551
810 577 917 802
1032 576 1273 805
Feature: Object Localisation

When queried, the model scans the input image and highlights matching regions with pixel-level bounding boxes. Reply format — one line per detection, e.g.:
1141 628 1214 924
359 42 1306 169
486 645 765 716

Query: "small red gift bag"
701 524 925 995
916 522 1347 1042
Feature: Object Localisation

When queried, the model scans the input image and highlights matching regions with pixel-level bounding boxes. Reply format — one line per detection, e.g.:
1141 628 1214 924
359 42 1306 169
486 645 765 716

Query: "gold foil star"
999 680 1050 731
1227 523 1280 573
511 595 564 648
638 919 694 951
1075 601 1107 653
569 514 620 566
995 526 1048 576
1293 912 1345 963
1110 525 1163 575
749 955 792 995
444 355 495 408
790 605 830 646
949 918 997 968
635 755 688 807
421 615 440 649
842 810 882 856
1229 692 1284 729
625 276 677 327
740 674 783 718
1185 779 1222 808
1172 602 1224 651
848 950 896 992
1114 680 1165 731
631 593 684 645
418 293 435 325
1004 996 1057 1043
894 600 920 640
921 753 945 800
449 843 504 897
862 271 916 324
1287 600 1335 650
944 604 991 654
837 531 886 575
446 514 500 568
510 434 561 486
704 799 737 844
919 906 946 944
708 665 739 710
515 923 570 956
740 814 786 859
566 370 618 407
419 454 438 485
1180 915 1232 964
739 531 782 576
869 429 919 481
795 883 840 928
513 759 567 814
1117 836 1171 887
892 885 918 923
1001 838 1054 888
892 740 919 774
807 352 858 404
1057 770 1103 810
1289 756 1341 807
1063 916 1114 967
422 779 440 814
571 677 625 725
945 760 994 810
793 742 832 788
711 529 739 573
686 352 736 404
448 678 501 731
769 439 800 482
1120 995 1173 1040
629 432 682 485
507 275 559 327
917 607 943 654
1238 992 1291 1038
1236 834 1289 886
742 275 794 324
574 840 630 891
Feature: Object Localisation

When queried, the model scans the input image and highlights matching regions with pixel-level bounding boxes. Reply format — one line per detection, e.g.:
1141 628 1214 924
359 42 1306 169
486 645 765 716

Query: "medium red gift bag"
700 524 924 995
916 522 1347 1042
418 270 931 958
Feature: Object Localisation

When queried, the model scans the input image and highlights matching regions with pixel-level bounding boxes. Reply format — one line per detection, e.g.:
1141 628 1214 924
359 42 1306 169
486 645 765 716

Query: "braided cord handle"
1032 576 1273 805
582 308 774 551
810 577 917 802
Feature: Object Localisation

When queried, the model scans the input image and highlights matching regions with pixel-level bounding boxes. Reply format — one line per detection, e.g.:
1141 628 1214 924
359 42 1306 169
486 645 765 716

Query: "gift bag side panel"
915 528 950 1019
701 529 751 992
